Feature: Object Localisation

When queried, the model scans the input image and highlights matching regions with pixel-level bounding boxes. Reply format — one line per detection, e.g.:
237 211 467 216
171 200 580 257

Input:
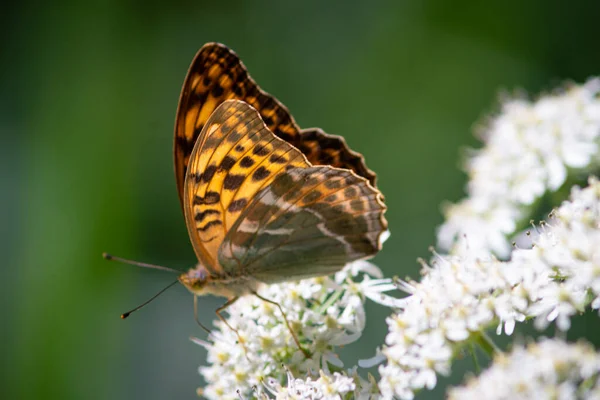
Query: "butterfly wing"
218 161 387 284
174 43 376 210
183 100 311 274
298 128 377 192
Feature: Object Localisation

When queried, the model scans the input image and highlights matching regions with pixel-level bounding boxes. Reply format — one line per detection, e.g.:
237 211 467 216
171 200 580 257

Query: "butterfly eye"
193 267 207 281
178 267 209 293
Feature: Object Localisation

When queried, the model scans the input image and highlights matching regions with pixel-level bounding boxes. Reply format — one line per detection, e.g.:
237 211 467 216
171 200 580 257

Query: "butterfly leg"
252 291 310 358
193 295 212 334
214 296 239 331
215 297 250 353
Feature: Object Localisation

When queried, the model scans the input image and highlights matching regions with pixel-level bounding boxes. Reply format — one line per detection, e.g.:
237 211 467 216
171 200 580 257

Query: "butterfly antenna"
120 279 179 319
102 252 180 274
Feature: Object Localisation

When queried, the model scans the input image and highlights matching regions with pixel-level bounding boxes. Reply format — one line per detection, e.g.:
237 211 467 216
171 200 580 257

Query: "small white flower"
448 338 600 400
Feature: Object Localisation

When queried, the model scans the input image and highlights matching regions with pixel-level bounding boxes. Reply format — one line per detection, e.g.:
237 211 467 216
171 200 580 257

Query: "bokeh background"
2 1 599 399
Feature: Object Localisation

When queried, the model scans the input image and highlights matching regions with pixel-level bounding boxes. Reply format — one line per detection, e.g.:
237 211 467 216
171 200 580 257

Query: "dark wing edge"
299 128 377 187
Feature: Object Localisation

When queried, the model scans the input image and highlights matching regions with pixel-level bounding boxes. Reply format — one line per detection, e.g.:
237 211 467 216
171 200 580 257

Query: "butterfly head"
178 265 210 294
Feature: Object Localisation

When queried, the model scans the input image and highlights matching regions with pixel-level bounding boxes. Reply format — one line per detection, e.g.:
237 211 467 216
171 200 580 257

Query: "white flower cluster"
258 369 356 400
448 338 600 400
195 261 400 399
379 178 600 399
255 367 384 400
518 177 600 330
438 79 600 257
378 249 502 399
190 78 600 400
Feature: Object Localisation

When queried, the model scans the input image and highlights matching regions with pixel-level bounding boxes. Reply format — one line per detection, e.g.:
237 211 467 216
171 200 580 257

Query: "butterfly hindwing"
174 43 377 210
183 100 310 274
218 165 387 284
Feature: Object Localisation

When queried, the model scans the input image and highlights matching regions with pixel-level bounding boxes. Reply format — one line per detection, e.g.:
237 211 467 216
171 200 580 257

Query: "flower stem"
469 342 481 374
474 331 501 358
315 288 344 315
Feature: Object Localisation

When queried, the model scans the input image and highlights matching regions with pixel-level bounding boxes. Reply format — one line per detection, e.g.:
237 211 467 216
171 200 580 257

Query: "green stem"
315 288 344 315
475 331 501 358
469 342 481 374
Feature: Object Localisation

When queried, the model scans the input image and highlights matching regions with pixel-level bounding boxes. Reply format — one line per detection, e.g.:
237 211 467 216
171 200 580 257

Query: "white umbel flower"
195 261 396 399
259 370 356 400
379 251 506 400
438 79 600 257
379 178 600 399
448 338 600 400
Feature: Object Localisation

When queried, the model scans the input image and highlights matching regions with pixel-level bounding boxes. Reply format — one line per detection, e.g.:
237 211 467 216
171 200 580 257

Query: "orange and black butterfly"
173 42 386 294
108 43 387 352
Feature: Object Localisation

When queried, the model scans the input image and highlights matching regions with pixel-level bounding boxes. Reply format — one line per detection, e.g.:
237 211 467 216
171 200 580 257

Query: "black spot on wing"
275 130 294 142
224 174 245 190
228 198 248 212
240 156 255 168
195 209 220 222
269 154 287 164
262 115 274 126
344 187 358 198
211 84 224 97
232 84 243 96
252 166 270 182
219 156 236 171
201 165 217 183
325 179 342 189
197 220 223 231
194 191 220 205
270 172 296 197
303 190 322 204
252 144 269 156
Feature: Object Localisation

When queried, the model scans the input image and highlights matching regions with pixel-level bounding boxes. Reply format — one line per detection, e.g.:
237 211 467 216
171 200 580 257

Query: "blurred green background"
2 0 599 399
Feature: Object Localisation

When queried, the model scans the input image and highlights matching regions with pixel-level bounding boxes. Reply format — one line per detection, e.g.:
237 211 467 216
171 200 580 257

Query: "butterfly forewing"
174 43 377 210
183 100 311 273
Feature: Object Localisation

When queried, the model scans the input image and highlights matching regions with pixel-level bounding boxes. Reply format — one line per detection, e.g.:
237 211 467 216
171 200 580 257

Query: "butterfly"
110 43 388 354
